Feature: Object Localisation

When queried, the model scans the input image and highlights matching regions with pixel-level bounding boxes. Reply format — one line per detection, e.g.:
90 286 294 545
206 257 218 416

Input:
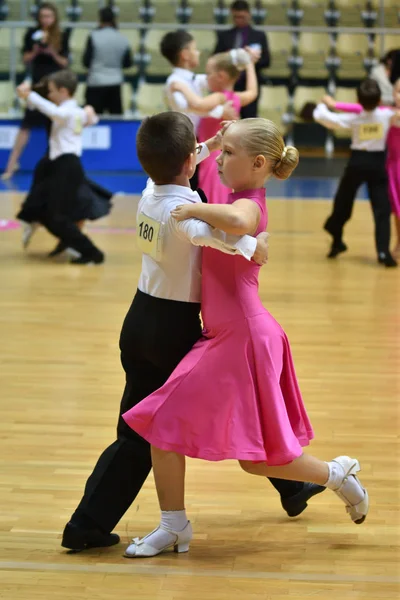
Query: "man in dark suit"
390 49 400 84
214 0 270 118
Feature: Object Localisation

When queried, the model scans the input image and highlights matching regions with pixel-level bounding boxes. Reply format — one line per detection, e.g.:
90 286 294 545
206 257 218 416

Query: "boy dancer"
314 79 398 267
16 70 106 265
161 30 239 189
62 113 323 551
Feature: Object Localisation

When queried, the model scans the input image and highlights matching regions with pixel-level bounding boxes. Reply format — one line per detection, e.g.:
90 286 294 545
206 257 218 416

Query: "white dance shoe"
124 521 192 558
21 221 39 248
332 456 369 524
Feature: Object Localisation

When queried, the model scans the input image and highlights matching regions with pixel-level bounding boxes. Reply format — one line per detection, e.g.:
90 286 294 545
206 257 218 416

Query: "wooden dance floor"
0 190 399 599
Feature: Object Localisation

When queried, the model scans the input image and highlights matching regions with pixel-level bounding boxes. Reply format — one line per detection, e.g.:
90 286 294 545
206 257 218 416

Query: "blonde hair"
211 48 251 81
234 118 299 180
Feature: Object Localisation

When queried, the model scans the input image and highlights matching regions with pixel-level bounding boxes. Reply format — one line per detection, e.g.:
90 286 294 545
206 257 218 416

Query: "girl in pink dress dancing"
324 79 400 257
170 48 258 204
123 118 369 558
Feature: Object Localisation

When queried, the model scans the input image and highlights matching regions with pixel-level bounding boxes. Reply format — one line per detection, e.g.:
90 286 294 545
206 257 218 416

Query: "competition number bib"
136 212 164 260
74 115 83 134
358 123 383 141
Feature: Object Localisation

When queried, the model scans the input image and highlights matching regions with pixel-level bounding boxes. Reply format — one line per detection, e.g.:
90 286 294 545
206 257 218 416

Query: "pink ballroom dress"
123 188 314 466
335 101 400 217
197 90 241 205
386 126 400 217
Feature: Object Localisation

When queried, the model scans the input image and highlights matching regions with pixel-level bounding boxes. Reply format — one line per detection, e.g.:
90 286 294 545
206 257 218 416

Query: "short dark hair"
382 49 398 66
136 112 196 183
231 0 250 12
160 30 194 66
99 6 116 26
48 70 78 96
357 78 381 111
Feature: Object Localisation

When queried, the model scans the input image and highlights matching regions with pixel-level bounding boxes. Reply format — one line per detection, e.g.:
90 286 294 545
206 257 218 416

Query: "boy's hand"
83 105 99 126
171 204 194 222
205 134 222 153
321 94 336 110
253 232 269 266
17 83 31 100
222 101 238 121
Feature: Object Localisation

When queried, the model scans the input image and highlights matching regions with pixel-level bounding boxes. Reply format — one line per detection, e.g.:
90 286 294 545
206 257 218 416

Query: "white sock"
137 510 188 551
161 510 188 532
325 461 364 506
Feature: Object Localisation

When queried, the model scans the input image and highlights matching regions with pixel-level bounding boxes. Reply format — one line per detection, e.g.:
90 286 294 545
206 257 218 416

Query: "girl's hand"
244 45 261 64
171 204 194 221
170 82 185 92
16 83 31 100
321 94 336 110
220 120 236 134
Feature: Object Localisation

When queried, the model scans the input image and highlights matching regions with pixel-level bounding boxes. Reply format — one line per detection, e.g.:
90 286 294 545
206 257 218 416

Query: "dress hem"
123 418 314 466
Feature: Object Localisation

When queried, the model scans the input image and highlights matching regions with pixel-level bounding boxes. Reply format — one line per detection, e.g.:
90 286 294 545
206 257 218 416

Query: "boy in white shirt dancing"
17 70 106 264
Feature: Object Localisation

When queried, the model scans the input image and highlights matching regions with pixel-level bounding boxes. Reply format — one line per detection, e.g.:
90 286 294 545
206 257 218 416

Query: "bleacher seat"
186 0 217 25
258 84 288 132
5 0 28 20
122 28 140 75
257 1 289 26
143 29 171 75
0 81 14 113
135 81 167 116
297 33 333 78
293 85 325 117
381 0 399 29
383 35 400 54
335 0 365 26
144 0 179 24
262 32 292 78
335 33 375 80
298 1 327 27
0 26 25 74
189 29 216 71
116 0 141 22
79 0 101 21
69 27 93 74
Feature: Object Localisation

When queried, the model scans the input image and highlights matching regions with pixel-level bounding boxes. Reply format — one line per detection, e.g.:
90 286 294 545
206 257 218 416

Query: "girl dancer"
170 49 257 204
323 80 400 257
122 118 369 558
2 2 70 180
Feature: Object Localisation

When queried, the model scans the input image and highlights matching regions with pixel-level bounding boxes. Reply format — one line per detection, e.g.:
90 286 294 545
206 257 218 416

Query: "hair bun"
273 145 299 180
230 48 251 71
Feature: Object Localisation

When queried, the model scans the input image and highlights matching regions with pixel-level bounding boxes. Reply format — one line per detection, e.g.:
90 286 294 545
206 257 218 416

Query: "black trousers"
240 97 259 119
17 155 102 257
85 85 122 115
325 151 391 255
73 290 302 533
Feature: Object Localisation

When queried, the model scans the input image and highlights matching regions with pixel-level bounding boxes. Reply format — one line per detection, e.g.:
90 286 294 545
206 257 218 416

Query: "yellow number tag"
74 115 83 134
136 213 163 260
358 123 383 141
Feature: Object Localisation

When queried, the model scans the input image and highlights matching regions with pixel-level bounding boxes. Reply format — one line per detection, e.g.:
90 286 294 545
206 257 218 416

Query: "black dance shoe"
281 483 326 517
61 522 120 551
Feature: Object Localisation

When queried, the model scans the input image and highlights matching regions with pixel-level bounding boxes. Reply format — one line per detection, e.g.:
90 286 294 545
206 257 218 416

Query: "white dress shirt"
27 92 90 160
313 102 394 151
370 63 394 106
137 146 257 302
165 67 224 132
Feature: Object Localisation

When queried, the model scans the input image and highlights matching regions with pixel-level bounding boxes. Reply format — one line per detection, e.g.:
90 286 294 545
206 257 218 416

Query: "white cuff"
233 234 257 261
208 105 224 119
195 143 210 165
